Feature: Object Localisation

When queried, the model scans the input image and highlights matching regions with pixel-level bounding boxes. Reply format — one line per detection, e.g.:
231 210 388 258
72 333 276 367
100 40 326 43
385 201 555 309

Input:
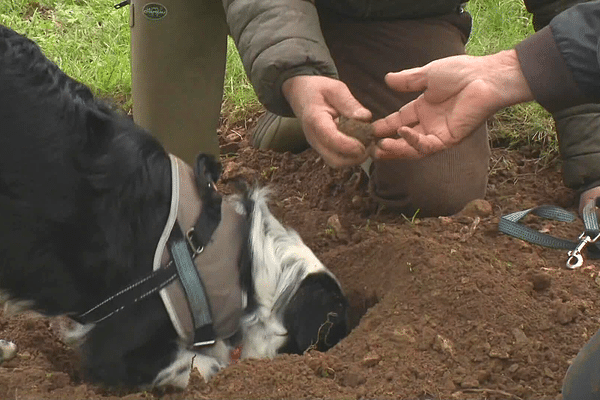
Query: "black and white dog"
0 25 348 389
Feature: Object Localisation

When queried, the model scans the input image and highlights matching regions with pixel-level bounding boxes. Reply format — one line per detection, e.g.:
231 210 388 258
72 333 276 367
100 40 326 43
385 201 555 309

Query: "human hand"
282 75 372 167
371 50 534 160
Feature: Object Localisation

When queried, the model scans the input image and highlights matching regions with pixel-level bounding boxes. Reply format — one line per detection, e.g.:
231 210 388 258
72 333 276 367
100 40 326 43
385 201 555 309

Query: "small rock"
390 328 416 345
224 133 241 143
0 340 17 362
460 376 479 388
351 195 364 209
512 328 530 347
327 214 345 236
434 334 455 356
488 347 510 359
361 351 381 367
438 216 453 225
458 199 493 217
508 363 520 373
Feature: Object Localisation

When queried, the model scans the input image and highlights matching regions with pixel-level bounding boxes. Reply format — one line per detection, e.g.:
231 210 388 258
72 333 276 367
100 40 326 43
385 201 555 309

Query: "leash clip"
567 232 600 269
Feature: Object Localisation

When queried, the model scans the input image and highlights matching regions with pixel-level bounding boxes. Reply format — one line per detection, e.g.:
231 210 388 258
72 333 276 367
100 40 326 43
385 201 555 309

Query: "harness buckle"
186 227 204 257
567 232 600 269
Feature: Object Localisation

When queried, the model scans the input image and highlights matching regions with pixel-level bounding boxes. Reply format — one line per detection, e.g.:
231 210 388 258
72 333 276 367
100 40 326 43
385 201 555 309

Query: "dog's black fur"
0 25 348 388
1 24 178 387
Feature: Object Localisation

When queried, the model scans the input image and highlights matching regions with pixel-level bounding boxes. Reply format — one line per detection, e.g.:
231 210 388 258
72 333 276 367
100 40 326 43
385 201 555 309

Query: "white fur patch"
153 340 230 388
237 188 339 360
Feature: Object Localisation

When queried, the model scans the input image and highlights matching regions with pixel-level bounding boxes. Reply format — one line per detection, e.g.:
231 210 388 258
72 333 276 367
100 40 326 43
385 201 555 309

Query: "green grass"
1 0 132 106
1 0 556 157
0 0 261 117
466 0 534 56
223 36 262 126
466 0 556 158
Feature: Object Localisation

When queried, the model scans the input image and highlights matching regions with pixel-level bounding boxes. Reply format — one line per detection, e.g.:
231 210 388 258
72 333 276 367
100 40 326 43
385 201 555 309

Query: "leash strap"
73 264 178 324
499 200 600 269
169 222 216 346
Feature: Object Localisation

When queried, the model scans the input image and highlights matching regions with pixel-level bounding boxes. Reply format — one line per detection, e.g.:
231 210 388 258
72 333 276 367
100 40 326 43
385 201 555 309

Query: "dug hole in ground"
0 119 596 400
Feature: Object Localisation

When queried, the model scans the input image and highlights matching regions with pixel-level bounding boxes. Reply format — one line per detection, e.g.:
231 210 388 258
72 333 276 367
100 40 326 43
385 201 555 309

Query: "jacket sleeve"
515 2 600 113
522 0 592 31
549 3 600 104
222 0 338 116
516 1 600 192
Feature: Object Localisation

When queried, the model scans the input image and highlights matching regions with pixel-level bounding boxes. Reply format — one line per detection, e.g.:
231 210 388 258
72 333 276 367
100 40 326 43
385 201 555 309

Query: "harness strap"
169 222 215 346
73 154 232 347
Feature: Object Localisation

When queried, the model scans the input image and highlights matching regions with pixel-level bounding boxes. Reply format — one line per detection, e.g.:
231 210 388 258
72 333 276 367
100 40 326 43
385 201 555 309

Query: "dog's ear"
280 273 349 354
192 153 223 247
194 153 222 189
83 106 113 152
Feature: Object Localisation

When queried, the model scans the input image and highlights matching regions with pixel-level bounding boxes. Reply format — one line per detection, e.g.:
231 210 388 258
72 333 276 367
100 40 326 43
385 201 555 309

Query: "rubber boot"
130 0 227 164
562 327 600 399
251 111 310 153
553 104 600 191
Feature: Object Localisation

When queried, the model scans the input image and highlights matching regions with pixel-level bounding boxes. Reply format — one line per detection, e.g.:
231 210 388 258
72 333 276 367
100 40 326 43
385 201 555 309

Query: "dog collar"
154 155 245 346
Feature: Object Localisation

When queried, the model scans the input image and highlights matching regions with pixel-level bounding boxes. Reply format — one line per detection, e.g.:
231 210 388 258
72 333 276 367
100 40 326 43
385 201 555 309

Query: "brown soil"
2 122 598 400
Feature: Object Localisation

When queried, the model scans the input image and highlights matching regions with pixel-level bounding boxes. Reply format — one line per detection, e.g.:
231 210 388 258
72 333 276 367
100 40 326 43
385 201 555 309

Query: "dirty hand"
371 50 534 160
282 75 373 167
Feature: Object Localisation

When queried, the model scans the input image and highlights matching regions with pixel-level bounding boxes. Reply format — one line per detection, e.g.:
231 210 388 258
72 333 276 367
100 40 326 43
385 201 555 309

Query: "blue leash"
499 199 600 269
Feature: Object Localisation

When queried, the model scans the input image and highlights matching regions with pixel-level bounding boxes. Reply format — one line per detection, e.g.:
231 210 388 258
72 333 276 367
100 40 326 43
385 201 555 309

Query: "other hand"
282 75 372 167
371 50 534 160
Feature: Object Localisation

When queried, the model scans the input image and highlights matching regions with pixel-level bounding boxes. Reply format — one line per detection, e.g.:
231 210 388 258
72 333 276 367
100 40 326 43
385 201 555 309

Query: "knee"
369 156 489 217
370 177 486 217
368 124 490 217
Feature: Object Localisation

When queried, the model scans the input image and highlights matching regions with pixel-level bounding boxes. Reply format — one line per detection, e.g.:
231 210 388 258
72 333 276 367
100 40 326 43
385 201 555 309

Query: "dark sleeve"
522 0 591 31
550 2 600 102
515 2 600 113
222 0 338 116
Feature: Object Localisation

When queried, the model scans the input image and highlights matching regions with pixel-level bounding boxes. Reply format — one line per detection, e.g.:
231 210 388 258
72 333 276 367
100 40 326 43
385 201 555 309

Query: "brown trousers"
319 9 490 217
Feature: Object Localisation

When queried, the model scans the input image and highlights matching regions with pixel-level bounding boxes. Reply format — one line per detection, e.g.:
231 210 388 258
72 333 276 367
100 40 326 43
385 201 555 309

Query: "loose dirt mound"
1 126 598 400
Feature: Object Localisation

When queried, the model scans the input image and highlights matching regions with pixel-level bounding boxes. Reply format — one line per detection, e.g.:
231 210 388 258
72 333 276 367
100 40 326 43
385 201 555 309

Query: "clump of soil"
337 116 376 147
1 122 597 400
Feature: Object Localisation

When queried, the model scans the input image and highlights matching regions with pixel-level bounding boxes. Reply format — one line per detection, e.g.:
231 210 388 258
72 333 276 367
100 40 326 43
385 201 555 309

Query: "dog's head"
279 272 348 354
233 185 349 359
